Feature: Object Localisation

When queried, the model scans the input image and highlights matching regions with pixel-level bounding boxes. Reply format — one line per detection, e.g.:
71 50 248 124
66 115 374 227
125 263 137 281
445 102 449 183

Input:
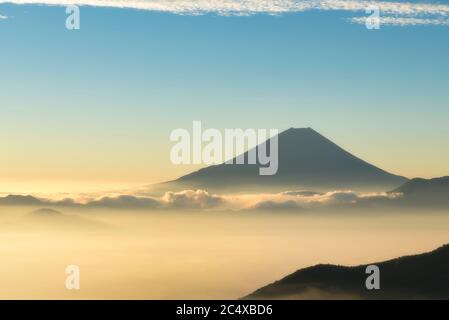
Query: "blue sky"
0 2 449 189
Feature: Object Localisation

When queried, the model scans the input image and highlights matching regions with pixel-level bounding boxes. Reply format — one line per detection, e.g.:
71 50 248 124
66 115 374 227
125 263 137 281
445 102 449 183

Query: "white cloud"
1 0 449 19
0 188 403 211
318 0 449 16
87 195 161 209
0 14 7 19
239 190 403 210
350 16 449 26
249 199 303 211
161 189 225 209
157 189 401 211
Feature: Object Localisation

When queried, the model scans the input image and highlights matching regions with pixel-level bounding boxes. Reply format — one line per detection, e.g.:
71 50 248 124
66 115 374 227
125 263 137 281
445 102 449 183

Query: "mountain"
393 176 449 195
158 128 407 193
391 176 449 207
25 208 108 229
243 244 449 300
0 195 46 206
30 208 63 216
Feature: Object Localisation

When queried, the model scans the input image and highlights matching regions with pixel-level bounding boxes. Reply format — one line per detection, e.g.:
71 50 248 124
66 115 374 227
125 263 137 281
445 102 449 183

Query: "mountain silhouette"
30 208 63 216
25 208 109 229
0 195 45 206
391 176 449 207
393 176 449 195
160 128 407 193
243 244 449 300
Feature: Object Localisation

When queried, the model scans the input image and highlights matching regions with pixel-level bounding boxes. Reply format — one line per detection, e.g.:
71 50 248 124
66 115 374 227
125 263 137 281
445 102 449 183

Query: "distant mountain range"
393 176 449 195
156 128 408 193
390 176 449 208
244 244 449 300
1 176 449 211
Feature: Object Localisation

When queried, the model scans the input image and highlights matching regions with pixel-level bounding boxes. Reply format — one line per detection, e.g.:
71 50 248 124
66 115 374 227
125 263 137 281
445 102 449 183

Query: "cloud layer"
0 189 405 211
1 0 449 26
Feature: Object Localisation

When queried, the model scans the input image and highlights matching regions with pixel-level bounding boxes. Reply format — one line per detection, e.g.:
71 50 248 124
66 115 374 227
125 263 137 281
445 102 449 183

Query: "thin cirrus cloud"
1 0 449 26
350 16 449 26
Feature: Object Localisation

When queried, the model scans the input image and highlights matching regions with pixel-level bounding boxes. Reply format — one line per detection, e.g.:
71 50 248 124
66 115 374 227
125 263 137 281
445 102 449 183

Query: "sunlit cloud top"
0 188 405 211
1 0 449 25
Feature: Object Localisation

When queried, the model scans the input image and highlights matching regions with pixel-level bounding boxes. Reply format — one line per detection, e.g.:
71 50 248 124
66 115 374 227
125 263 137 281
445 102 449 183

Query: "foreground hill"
243 244 449 300
156 128 407 193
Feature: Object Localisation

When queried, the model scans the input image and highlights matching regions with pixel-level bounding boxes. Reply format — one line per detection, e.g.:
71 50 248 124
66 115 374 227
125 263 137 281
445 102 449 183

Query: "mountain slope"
161 128 407 193
391 176 449 207
393 176 449 195
243 244 449 300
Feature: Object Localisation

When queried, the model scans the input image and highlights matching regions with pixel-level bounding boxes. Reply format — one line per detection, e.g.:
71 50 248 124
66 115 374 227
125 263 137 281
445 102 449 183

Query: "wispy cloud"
0 14 7 19
1 0 449 26
350 16 449 26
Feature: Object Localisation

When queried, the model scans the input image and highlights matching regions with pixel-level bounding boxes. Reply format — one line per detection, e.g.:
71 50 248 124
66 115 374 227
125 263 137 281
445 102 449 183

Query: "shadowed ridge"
243 244 449 300
392 176 449 195
30 208 63 216
390 176 449 207
0 194 45 206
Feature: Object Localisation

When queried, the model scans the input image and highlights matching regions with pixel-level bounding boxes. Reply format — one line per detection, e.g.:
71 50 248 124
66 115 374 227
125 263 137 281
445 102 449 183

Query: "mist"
1 206 449 299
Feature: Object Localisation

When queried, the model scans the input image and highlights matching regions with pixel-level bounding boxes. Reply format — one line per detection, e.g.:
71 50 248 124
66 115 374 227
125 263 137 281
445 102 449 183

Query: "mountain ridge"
243 244 449 300
389 176 449 207
393 176 449 195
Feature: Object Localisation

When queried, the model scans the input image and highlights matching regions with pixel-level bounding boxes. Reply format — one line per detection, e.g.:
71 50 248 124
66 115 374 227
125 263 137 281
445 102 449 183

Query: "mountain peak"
166 127 408 193
284 127 316 134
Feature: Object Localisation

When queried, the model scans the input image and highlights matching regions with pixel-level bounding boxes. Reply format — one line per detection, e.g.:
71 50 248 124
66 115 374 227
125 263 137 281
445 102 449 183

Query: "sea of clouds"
0 188 404 212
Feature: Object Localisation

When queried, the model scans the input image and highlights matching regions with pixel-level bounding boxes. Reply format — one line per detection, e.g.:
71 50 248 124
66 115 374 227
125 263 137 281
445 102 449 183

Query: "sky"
0 1 449 193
